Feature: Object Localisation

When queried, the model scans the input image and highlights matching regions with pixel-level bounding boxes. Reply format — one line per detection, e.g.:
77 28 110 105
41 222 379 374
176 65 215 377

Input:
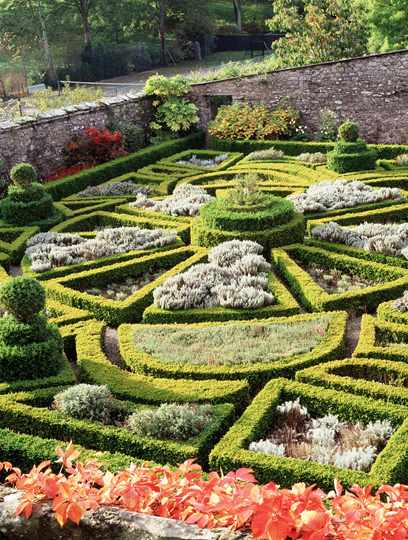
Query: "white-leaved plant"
153 240 275 310
288 180 403 213
130 184 213 217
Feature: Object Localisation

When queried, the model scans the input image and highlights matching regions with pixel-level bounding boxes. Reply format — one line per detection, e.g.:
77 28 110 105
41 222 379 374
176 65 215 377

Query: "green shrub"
338 121 359 142
0 276 45 322
1 162 56 226
208 103 301 141
10 162 37 188
127 403 213 441
0 277 64 381
54 384 129 424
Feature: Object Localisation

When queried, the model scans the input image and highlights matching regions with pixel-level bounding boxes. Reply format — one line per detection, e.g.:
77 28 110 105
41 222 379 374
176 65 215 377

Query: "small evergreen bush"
10 163 37 188
338 121 359 142
327 122 377 173
127 403 213 441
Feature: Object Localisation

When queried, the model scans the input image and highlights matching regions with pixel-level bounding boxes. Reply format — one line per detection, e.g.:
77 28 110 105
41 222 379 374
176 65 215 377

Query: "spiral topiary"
0 277 64 381
0 162 58 226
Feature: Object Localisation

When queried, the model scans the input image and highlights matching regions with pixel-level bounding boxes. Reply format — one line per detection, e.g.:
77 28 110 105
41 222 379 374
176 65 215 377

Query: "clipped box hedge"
305 237 408 270
55 197 129 219
353 314 408 363
160 149 243 172
377 298 408 325
296 357 408 406
273 244 408 312
44 132 205 200
208 135 408 160
44 247 206 326
118 311 346 387
143 271 300 324
209 378 408 490
0 427 149 472
22 236 185 282
0 386 235 467
76 319 250 406
306 201 408 235
0 226 39 264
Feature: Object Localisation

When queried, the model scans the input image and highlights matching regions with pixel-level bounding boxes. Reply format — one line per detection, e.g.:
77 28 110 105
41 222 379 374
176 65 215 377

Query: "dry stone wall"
0 95 152 177
189 49 408 143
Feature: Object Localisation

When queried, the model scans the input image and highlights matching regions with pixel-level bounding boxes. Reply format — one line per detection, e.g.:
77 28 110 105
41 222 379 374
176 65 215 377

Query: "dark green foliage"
338 121 359 142
0 278 64 381
0 276 45 322
327 149 377 173
10 162 37 188
1 179 55 226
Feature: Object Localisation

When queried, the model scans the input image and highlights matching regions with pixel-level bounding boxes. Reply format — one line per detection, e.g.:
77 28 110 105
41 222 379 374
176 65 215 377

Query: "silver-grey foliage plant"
153 240 275 310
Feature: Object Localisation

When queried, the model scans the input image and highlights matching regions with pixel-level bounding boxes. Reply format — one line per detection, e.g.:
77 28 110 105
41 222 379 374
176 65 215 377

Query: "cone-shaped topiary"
0 162 57 226
327 121 377 173
0 277 64 381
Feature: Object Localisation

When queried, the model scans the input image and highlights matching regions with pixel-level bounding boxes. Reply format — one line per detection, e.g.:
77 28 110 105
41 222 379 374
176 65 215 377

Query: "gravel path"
345 313 362 357
103 327 127 370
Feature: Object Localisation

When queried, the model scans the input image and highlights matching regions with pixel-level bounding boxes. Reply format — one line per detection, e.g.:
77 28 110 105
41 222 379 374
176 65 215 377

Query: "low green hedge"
377 298 408 324
119 311 346 387
160 149 243 172
191 212 305 254
55 197 128 218
305 237 408 270
306 202 408 234
208 136 408 160
45 247 206 326
143 272 300 324
209 378 408 490
0 427 148 472
353 314 408 364
0 386 235 467
0 226 39 264
273 244 408 312
296 357 408 406
44 132 205 200
50 210 190 243
0 252 9 268
22 237 185 281
76 319 250 406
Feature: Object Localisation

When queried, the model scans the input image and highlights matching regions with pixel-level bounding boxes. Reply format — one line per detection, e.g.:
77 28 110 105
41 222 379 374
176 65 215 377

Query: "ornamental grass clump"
396 153 408 167
249 398 394 472
0 277 63 381
153 240 275 310
312 221 408 258
288 180 403 213
127 403 213 441
0 163 55 225
25 227 177 272
130 184 213 217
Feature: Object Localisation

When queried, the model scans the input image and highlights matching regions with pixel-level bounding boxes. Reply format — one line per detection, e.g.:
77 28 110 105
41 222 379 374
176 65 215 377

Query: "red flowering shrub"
44 164 92 183
1 444 408 538
63 127 127 167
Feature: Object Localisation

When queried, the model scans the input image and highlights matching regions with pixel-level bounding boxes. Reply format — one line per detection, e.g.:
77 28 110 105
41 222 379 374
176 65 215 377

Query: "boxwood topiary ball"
338 121 359 143
0 277 46 322
10 162 37 188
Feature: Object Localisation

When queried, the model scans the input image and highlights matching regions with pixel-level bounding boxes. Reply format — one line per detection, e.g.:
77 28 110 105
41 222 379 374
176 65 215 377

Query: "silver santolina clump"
153 240 275 310
288 180 403 213
26 227 177 272
393 290 408 312
249 399 394 472
246 147 285 161
77 180 150 198
312 221 408 258
176 153 228 168
130 184 213 217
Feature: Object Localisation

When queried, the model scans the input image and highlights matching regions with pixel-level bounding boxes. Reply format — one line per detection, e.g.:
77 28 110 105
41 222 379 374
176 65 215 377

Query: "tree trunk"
232 0 242 31
36 3 58 86
159 1 166 65
78 0 92 48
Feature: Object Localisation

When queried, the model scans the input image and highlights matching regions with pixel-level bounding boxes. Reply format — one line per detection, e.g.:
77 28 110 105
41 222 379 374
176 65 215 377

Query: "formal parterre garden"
2 119 408 537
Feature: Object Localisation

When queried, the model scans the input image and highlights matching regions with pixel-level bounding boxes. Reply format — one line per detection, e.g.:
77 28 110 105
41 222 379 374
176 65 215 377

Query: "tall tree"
232 0 243 31
367 0 408 52
268 0 368 66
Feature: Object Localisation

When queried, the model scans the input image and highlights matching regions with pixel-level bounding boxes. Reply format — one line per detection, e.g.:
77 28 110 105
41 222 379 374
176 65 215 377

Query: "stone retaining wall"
189 49 408 143
0 487 248 540
0 95 152 177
